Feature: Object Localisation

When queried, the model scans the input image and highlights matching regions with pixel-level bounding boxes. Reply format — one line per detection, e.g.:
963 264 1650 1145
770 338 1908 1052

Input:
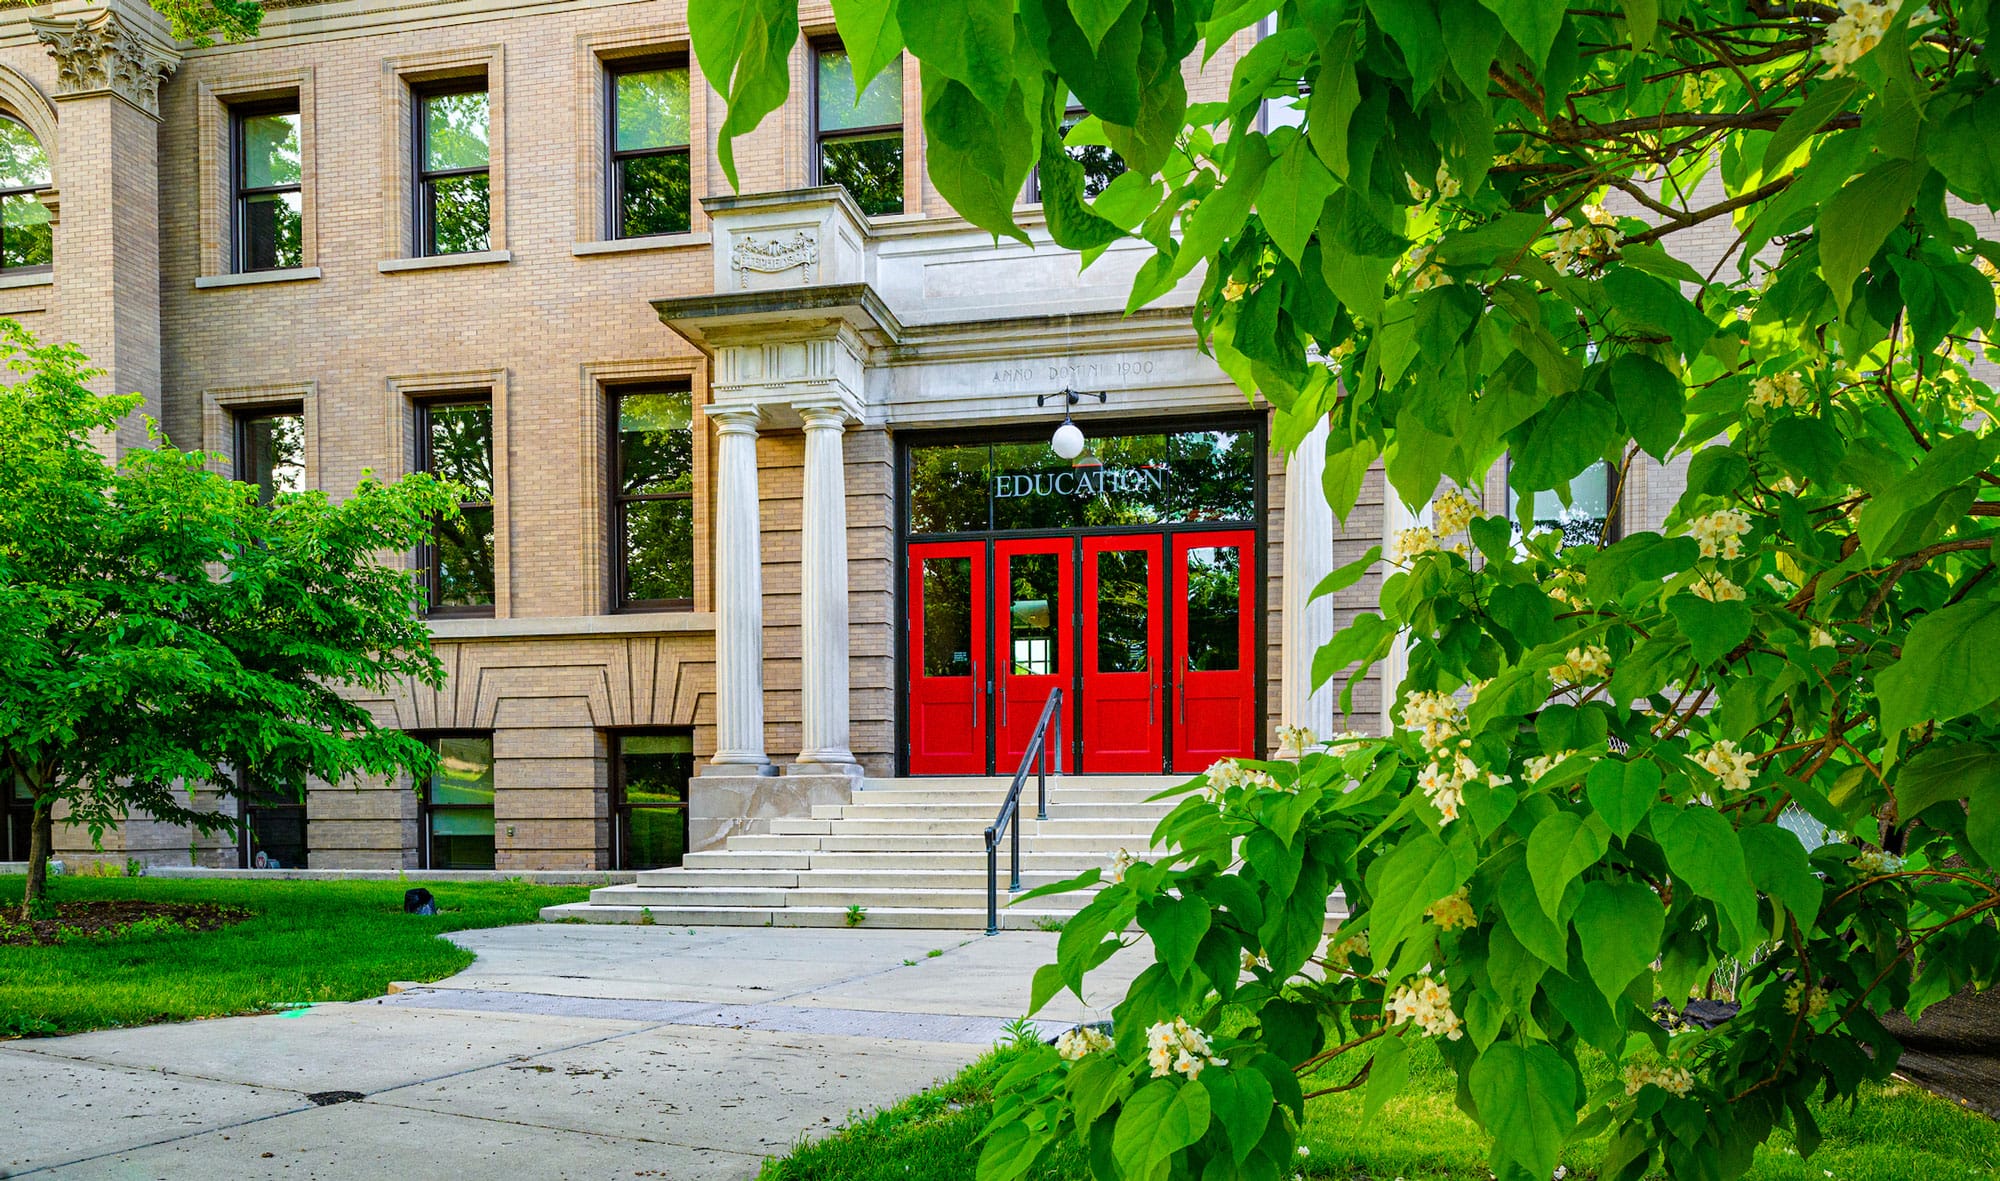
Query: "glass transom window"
0 117 51 272
418 87 490 256
611 62 692 238
236 106 302 272
815 46 903 217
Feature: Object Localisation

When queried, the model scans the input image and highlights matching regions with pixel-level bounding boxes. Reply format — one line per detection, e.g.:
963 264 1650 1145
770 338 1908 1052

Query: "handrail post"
986 828 999 936
1010 800 1022 893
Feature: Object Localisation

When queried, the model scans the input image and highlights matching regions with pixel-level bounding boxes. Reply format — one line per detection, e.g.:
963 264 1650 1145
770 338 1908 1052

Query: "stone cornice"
30 8 178 118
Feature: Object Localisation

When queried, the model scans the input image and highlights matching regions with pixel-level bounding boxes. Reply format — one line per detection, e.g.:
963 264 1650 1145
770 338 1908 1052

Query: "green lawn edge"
0 874 588 1037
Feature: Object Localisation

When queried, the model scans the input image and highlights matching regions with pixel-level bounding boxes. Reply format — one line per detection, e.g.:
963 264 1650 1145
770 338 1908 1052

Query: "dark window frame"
1505 455 1625 548
610 384 695 613
235 765 309 870
610 729 692 871
810 39 904 214
0 114 51 275
415 396 496 618
413 77 490 258
417 730 496 871
231 98 303 273
605 55 693 240
232 402 306 504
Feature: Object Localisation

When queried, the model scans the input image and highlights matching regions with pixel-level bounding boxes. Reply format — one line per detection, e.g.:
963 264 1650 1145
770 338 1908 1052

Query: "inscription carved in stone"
730 230 818 288
30 10 177 119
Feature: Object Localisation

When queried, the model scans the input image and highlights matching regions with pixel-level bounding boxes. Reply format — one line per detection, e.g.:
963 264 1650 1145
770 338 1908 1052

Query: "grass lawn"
760 1037 2000 1181
0 874 588 1037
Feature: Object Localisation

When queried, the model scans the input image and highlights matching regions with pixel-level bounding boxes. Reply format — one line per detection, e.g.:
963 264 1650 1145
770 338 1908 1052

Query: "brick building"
4 0 1652 884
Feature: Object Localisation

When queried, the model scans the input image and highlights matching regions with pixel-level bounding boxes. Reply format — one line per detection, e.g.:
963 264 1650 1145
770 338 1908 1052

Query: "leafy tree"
0 324 456 918
701 1 2000 1178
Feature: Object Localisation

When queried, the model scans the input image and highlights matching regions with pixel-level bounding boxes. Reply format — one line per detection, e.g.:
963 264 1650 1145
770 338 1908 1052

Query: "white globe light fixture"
1051 418 1087 459
1037 387 1108 459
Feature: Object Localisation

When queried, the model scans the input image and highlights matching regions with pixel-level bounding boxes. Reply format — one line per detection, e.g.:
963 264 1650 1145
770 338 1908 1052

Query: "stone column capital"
31 9 179 119
703 402 763 436
796 401 854 431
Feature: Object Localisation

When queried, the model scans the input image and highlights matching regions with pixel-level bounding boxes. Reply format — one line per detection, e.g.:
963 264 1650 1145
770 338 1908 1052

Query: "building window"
609 60 692 238
1027 100 1126 202
234 406 305 503
0 116 51 272
813 44 902 216
234 103 302 272
4 770 31 862
421 734 495 870
613 732 691 870
1512 459 1618 548
237 768 307 869
417 399 495 615
612 388 694 610
416 83 490 256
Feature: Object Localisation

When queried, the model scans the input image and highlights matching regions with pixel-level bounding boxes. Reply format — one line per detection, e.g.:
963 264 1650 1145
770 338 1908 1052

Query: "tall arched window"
0 117 50 272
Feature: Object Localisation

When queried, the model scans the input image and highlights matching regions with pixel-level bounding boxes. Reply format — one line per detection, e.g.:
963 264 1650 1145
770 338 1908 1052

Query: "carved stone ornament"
730 230 818 288
30 10 179 118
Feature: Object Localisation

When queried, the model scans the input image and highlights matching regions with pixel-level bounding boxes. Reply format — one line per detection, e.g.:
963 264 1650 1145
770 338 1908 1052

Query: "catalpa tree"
697 1 2000 1177
0 326 455 918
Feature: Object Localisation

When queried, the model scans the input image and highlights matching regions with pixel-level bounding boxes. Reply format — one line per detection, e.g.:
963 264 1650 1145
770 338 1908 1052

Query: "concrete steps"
542 774 1180 929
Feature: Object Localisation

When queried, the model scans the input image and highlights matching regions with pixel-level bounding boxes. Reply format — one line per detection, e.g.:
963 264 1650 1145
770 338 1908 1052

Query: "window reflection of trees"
1183 546 1241 671
1007 554 1060 675
1095 551 1151 673
423 402 494 610
922 558 973 677
617 391 694 606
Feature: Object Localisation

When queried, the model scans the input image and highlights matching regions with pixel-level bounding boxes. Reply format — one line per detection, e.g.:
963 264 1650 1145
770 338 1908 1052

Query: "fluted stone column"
792 403 861 776
705 404 773 773
1277 416 1338 756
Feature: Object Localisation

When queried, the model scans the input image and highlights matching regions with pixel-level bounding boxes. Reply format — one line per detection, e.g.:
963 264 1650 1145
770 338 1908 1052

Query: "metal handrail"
984 686 1064 936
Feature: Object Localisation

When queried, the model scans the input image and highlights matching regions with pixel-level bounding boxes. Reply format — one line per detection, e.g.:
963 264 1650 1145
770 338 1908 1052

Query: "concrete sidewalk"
1 925 1144 1179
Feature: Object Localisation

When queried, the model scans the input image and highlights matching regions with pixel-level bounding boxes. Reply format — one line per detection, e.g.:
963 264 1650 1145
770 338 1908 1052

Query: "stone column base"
787 759 863 780
687 773 854 853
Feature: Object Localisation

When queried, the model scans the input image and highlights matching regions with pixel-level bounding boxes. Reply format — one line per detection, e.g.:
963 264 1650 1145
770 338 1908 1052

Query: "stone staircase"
540 774 1185 930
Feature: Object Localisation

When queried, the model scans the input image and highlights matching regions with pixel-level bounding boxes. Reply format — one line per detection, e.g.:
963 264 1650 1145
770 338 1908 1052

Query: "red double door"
906 530 1256 775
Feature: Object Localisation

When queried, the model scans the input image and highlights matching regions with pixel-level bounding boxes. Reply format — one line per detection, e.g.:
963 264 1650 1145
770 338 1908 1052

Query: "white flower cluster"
1416 758 1476 824
1850 848 1903 876
1145 1017 1226 1080
1784 980 1830 1018
1055 1025 1114 1061
1524 749 1578 783
1691 572 1746 602
1690 509 1752 559
1551 644 1611 684
1624 1061 1696 1097
1325 927 1370 967
1402 691 1466 752
1432 488 1478 536
1202 758 1279 801
1820 0 1897 75
1405 244 1452 293
1242 948 1270 972
1547 569 1588 609
1326 730 1374 751
1749 372 1812 413
1425 886 1477 932
1694 739 1756 793
1434 162 1461 201
1389 524 1441 563
1108 847 1136 885
1810 625 1837 648
1550 204 1619 272
1276 724 1317 753
1385 973 1464 1040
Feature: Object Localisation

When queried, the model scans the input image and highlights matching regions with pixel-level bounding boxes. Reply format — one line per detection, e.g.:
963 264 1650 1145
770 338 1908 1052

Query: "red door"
1081 536 1164 773
994 539 1073 773
908 541 988 774
1172 530 1257 771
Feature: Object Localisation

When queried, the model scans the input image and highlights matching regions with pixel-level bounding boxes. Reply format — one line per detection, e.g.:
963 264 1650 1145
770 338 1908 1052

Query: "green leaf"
1762 78 1862 178
1361 1035 1409 1125
1112 1078 1211 1176
1476 0 1563 70
1069 0 1141 53
1895 742 2000 819
1683 445 1749 497
1768 415 1845 486
1306 20 1363 178
1498 858 1569 970
1878 600 2000 733
1618 242 1703 287
1202 1067 1273 1164
689 0 800 189
1818 158 1921 312
902 0 1016 109
1668 594 1754 666
1740 823 1824 932
1436 212 1546 266
1029 961 1066 1014
1173 136 1274 284
1439 0 1505 93
1312 612 1395 692
830 0 904 92
1652 805 1761 956
1573 879 1664 1003
1527 812 1610 922
1310 545 1381 605
1025 0 1143 126
1262 138 1336 264
1934 89 2000 204
1609 354 1682 460
1618 0 1657 48
1601 269 1714 358
1469 1042 1577 1180
921 66 1035 243
1586 758 1662 841
1858 430 2000 560
1137 894 1212 982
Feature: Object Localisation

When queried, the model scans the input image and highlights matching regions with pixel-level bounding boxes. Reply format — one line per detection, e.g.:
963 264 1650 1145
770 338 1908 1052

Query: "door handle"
971 663 980 730
1178 659 1188 724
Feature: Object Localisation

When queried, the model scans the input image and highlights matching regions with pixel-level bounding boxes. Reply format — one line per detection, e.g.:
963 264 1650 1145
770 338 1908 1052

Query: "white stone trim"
377 249 511 273
194 266 322 289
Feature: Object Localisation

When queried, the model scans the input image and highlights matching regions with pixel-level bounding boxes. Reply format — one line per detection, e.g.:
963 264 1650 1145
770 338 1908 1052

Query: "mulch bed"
0 900 255 947
1884 987 2000 1120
